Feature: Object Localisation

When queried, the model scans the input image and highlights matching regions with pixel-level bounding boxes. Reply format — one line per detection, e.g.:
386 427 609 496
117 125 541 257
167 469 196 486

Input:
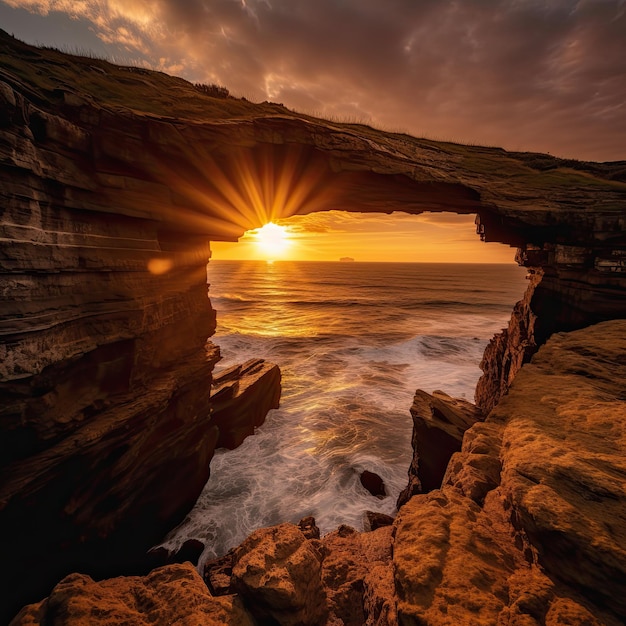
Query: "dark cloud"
4 0 626 159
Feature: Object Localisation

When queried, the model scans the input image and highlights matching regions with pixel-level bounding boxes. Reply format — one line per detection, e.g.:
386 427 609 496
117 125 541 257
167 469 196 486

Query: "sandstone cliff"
1 31 626 623
14 321 626 625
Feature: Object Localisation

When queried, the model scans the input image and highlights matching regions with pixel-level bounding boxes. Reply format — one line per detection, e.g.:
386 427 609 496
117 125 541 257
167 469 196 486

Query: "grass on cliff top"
1 29 625 194
0 29 287 120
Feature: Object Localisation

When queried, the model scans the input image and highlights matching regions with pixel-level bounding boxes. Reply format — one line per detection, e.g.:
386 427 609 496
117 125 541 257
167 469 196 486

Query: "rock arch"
1 57 625 620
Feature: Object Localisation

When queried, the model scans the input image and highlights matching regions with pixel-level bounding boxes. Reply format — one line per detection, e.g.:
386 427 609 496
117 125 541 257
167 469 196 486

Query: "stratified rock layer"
210 358 281 448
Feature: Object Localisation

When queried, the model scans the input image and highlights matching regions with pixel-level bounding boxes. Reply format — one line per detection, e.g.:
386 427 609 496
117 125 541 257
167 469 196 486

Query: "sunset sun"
252 222 291 259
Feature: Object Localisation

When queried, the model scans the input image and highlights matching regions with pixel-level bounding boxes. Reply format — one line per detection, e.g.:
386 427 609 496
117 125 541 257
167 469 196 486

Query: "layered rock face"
210 358 281 448
0 60 282 618
475 238 626 413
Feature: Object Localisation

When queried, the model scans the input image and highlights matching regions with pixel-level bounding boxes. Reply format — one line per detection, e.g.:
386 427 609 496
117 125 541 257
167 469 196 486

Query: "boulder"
359 470 387 498
10 563 254 626
232 523 328 625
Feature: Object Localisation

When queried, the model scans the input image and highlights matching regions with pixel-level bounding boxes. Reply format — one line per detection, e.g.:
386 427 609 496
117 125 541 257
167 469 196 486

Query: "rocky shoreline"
12 320 626 625
1 32 625 624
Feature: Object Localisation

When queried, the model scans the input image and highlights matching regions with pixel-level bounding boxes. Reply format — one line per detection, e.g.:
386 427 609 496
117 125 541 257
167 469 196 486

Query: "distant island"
339 257 355 262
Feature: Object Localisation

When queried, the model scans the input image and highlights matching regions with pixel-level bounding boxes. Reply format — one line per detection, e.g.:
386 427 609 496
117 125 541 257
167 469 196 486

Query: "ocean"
161 261 527 565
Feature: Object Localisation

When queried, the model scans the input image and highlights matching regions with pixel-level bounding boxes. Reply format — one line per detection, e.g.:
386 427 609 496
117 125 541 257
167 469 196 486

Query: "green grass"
0 29 289 120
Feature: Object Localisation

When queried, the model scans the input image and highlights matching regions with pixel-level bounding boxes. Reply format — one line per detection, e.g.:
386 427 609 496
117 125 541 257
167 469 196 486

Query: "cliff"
13 320 626 625
1 31 625 623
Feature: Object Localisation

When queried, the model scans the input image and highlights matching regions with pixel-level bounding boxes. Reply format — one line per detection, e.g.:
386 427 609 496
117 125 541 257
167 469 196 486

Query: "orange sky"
210 211 517 263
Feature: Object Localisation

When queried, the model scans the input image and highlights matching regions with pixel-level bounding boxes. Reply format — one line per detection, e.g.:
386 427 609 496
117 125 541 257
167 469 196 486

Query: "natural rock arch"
1 40 626 620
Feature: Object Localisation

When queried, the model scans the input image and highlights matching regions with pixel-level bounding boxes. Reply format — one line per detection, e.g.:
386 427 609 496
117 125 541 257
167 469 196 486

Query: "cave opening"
159 211 528 565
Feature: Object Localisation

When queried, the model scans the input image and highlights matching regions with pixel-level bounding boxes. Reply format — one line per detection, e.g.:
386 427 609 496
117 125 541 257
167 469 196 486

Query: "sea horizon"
209 258 520 265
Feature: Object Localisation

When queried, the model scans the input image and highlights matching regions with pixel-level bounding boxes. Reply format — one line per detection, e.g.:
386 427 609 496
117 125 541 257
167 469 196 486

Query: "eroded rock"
321 524 396 626
232 523 328 625
494 320 626 620
394 321 626 626
10 563 254 626
397 390 483 507
210 358 281 449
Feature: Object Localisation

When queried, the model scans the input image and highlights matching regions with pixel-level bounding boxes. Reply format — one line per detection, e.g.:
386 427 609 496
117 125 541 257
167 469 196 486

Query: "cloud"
278 210 479 238
3 0 626 159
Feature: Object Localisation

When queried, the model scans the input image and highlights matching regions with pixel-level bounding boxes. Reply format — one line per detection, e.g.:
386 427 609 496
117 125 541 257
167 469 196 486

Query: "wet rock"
10 563 254 626
210 359 282 449
360 470 387 498
397 390 482 507
232 523 328 625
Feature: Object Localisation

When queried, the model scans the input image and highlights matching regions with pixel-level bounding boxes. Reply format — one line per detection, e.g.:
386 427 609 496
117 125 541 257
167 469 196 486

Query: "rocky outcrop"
210 358 281 448
359 470 387 498
493 320 626 620
394 320 626 626
476 243 626 412
10 563 255 626
16 322 626 626
232 523 329 626
21 322 626 626
397 390 483 506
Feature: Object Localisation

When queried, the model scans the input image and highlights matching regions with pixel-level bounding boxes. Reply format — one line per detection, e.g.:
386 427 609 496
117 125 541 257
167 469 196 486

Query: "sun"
252 222 291 259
